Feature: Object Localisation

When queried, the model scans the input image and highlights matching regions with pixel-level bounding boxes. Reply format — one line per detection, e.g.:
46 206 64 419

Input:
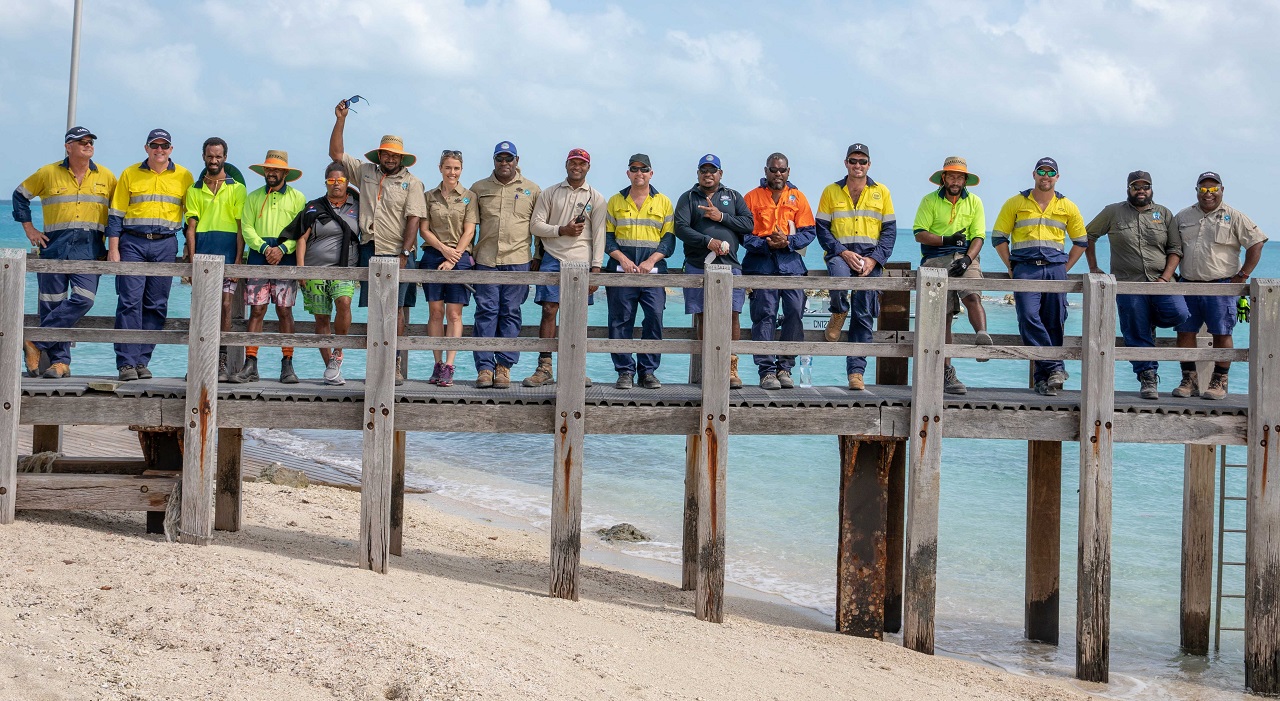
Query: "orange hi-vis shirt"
743 183 815 237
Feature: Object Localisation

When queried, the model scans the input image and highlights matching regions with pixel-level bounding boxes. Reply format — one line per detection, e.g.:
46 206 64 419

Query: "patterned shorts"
302 278 357 316
244 278 298 307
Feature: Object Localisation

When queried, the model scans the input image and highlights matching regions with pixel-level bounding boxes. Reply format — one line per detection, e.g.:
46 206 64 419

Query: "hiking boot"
760 373 782 390
1035 380 1058 397
777 369 794 389
943 364 967 395
394 355 405 386
43 363 70 379
523 357 555 387
228 356 258 384
640 373 662 390
1047 369 1068 391
436 364 454 387
427 361 444 385
118 365 139 382
825 312 847 342
585 376 593 387
279 357 299 384
847 373 865 391
615 372 634 390
218 354 230 383
476 368 495 389
23 341 41 377
135 366 152 380
975 331 992 363
729 354 743 390
1138 369 1159 400
1172 371 1199 398
1203 372 1228 401
493 365 512 389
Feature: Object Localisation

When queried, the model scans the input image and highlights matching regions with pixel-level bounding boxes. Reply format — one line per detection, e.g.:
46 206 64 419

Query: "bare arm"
1085 239 1101 274
329 101 348 162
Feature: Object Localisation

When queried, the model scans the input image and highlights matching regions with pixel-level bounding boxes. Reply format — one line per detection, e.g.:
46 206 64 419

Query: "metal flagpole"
66 0 84 130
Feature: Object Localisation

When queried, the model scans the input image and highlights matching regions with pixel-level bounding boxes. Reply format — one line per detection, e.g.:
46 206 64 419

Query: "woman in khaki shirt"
420 150 479 386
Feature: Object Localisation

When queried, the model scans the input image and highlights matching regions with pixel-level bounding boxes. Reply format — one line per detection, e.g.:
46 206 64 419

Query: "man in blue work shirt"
13 126 117 378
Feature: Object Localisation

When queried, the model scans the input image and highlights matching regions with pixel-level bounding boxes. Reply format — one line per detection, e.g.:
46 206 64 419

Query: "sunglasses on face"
1035 168 1058 177
148 141 172 150
1198 185 1222 194
325 177 348 185
767 167 790 174
698 166 720 175
846 158 869 166
629 166 651 173
71 138 95 146
1130 184 1151 192
494 154 515 163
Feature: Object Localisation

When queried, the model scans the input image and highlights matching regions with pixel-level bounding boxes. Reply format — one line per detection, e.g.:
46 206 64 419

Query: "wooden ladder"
1214 444 1249 650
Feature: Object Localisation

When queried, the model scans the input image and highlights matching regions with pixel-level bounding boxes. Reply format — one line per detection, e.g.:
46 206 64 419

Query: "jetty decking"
1 250 1277 695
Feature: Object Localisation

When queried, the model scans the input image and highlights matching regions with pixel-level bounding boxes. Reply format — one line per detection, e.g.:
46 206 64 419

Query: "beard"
206 163 223 176
1127 192 1150 207
945 184 963 197
265 175 282 188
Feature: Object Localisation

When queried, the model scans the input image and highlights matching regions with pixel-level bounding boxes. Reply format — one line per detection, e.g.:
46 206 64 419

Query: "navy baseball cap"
1197 171 1223 185
846 143 870 157
64 126 96 143
146 128 172 145
1034 157 1058 172
698 154 721 170
493 141 517 157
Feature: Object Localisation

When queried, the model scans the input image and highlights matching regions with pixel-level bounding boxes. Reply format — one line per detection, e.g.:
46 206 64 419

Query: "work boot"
1203 372 1228 401
43 363 70 379
975 330 992 363
218 354 230 383
1172 371 1199 398
1034 380 1058 397
436 364 454 387
777 369 794 389
847 373 865 391
476 368 494 389
1138 369 1159 400
394 355 405 386
523 357 555 387
729 354 743 390
118 365 138 382
760 373 782 390
640 373 661 390
279 356 299 384
135 366 152 380
493 365 512 389
825 312 847 342
228 356 258 384
943 364 967 395
427 362 444 385
23 341 40 377
615 372 634 390
1047 369 1068 391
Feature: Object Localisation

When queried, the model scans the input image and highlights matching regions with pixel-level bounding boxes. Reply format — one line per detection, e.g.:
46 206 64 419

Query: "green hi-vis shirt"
243 185 306 265
912 188 985 262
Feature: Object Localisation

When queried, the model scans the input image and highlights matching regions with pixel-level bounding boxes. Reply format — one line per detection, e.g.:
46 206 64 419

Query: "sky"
2 0 1277 236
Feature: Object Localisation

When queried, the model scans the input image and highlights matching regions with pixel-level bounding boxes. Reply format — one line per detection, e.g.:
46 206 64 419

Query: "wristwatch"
401 249 413 257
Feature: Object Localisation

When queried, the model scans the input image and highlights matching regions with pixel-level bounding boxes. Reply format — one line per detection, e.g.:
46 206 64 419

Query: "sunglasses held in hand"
342 94 369 112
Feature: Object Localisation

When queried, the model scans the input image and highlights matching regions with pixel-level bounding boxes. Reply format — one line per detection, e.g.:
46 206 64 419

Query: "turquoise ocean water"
5 203 1273 698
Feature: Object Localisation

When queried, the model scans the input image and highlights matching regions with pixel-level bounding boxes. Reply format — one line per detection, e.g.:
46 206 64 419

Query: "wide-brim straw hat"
929 156 979 187
365 135 417 167
249 150 302 182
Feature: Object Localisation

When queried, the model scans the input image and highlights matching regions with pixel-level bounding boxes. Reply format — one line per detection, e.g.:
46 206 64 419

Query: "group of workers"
13 101 1268 400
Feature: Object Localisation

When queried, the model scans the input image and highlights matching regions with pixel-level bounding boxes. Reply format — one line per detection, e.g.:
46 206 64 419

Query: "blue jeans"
606 284 666 375
35 271 99 365
828 263 881 375
749 284 806 376
472 263 530 371
1012 261 1067 384
1117 292 1190 376
114 233 178 369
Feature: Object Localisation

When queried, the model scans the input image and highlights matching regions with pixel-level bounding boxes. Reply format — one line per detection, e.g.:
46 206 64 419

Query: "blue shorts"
683 262 745 314
1175 277 1236 336
419 247 474 306
534 254 595 306
370 253 418 308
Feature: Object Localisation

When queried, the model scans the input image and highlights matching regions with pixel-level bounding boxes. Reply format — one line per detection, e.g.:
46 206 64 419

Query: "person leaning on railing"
13 126 117 379
1171 171 1268 401
106 128 194 382
418 149 479 388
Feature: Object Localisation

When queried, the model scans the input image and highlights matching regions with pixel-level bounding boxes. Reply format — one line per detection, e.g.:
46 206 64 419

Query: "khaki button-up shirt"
340 153 427 255
1085 201 1180 282
470 170 541 266
529 180 607 268
424 182 478 249
1174 202 1268 281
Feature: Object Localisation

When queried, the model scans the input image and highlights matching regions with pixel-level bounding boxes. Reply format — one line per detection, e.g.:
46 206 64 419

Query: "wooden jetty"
1 249 1278 695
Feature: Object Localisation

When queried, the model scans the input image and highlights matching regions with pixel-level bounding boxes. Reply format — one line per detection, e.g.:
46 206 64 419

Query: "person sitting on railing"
991 157 1087 397
526 148 607 388
675 153 754 390
183 137 247 383
605 154 675 390
106 128 194 382
13 126 116 380
419 150 479 388
1171 171 1268 401
228 151 307 384
741 153 814 391
1085 170 1188 400
913 156 989 396
815 143 897 391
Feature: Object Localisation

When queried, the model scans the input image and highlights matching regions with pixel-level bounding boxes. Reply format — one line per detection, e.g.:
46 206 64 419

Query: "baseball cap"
146 128 172 145
628 153 652 168
1197 171 1223 185
846 143 870 157
493 141 518 157
1127 170 1152 185
1034 157 1058 172
698 154 722 170
64 126 96 143
566 148 590 164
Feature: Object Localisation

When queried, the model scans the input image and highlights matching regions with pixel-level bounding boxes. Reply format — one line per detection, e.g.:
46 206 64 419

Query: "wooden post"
1025 440 1062 644
0 249 26 524
360 256 399 573
214 427 243 532
390 430 406 557
1076 272 1116 682
136 427 182 534
1180 443 1215 654
695 265 732 622
178 254 223 545
836 436 895 638
31 425 62 453
551 262 589 600
1245 279 1280 695
683 315 701 591
877 261 910 633
903 266 948 654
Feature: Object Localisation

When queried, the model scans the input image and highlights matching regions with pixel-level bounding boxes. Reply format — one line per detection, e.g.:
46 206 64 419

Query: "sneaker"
1138 369 1159 400
476 368 495 389
640 373 661 390
228 356 259 384
943 364 967 395
279 357 299 384
427 361 444 385
324 359 346 386
1034 380 1058 396
1047 369 1068 390
1172 371 1199 398
493 365 512 389
523 358 555 387
847 373 865 391
760 373 782 390
615 372 634 390
394 355 405 386
777 369 794 389
825 312 847 342
23 341 41 377
218 354 230 383
135 365 153 380
118 365 139 382
975 331 992 363
1203 372 1228 401
436 364 454 387
42 363 70 379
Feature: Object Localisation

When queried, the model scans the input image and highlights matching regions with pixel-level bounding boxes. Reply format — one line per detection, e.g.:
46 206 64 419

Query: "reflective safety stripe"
123 217 180 228
613 238 662 249
614 217 663 229
48 221 106 233
129 194 183 206
41 194 110 206
108 208 124 218
1010 239 1064 250
71 286 96 301
38 292 68 302
831 209 885 221
16 184 35 199
1014 217 1067 231
836 235 879 245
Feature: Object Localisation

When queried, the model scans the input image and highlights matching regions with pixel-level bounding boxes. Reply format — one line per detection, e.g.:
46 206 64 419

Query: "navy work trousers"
35 271 99 365
472 262 530 371
606 284 666 376
1012 260 1067 384
1117 292 1190 376
114 233 178 370
750 285 806 377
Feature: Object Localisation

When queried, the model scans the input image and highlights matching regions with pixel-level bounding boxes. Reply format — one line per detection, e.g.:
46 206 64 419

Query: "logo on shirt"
1224 215 1232 222
584 204 592 213
789 195 796 202
720 196 730 206
401 182 408 190
462 197 470 204
1152 211 1161 220
872 192 881 200
523 189 531 196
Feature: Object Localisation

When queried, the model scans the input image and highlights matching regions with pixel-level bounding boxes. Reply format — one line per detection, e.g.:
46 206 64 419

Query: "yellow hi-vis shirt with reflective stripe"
107 160 194 237
991 189 1087 264
16 159 116 236
815 177 895 252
